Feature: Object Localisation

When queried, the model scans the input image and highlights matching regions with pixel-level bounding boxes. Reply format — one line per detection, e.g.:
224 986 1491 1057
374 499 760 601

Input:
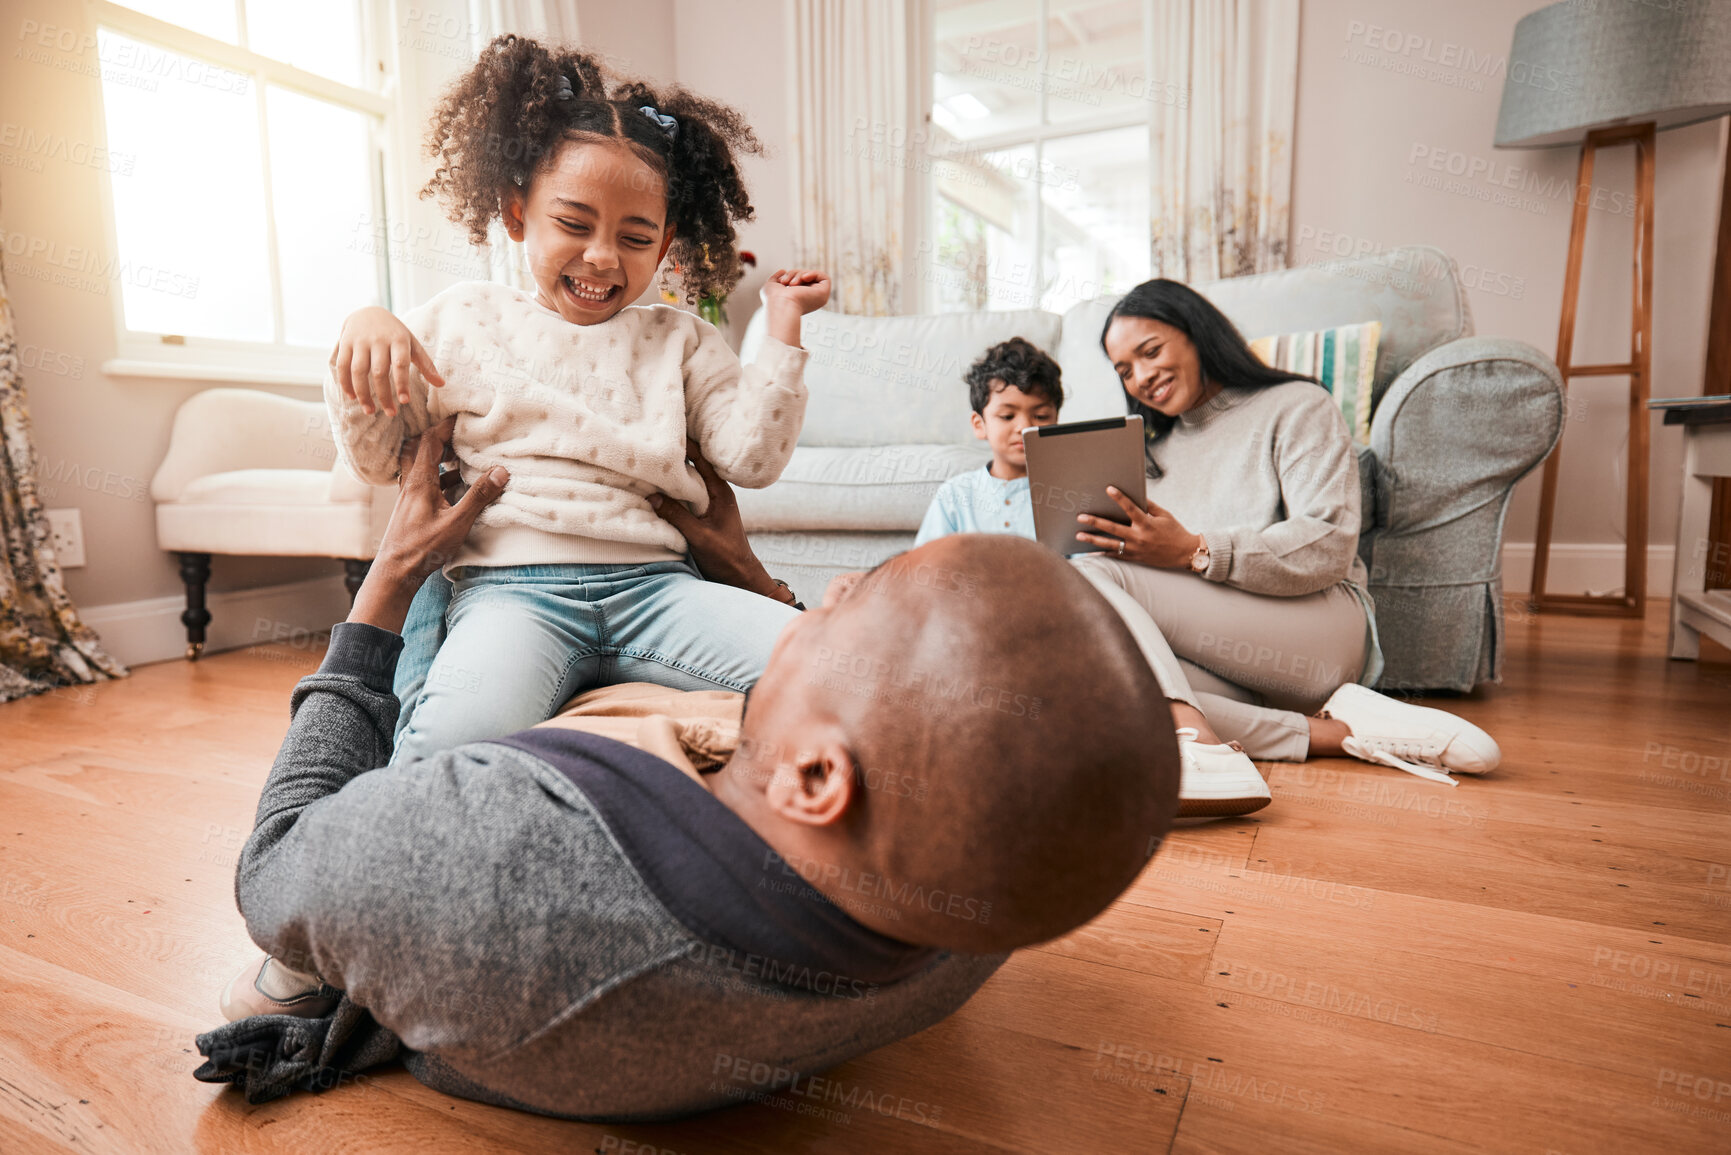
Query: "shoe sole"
1176 794 1272 820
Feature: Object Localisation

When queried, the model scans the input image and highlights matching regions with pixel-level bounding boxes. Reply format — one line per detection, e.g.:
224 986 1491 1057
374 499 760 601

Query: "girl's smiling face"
1104 315 1216 416
503 138 674 325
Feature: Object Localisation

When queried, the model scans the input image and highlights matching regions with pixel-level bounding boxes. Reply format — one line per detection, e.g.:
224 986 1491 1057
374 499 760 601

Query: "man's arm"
236 422 508 976
648 441 801 609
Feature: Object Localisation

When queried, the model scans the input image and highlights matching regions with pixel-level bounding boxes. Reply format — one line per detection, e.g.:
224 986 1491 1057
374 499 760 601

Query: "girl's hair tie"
554 74 574 100
638 105 678 140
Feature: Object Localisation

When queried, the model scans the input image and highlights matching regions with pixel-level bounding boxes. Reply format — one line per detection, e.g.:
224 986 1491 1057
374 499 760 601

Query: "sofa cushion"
1201 247 1469 404
155 501 375 557
746 531 917 607
742 308 1063 447
1249 320 1382 446
178 469 349 506
734 444 993 532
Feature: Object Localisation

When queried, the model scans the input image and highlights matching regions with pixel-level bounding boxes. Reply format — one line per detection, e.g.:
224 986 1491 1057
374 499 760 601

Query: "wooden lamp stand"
1529 122 1656 616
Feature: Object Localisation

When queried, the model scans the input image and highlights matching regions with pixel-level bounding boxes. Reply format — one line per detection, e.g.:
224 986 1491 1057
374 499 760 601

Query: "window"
92 1 394 382
922 0 1152 315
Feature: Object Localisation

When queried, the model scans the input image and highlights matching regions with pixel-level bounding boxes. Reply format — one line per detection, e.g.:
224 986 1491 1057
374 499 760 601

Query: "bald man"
195 426 1179 1119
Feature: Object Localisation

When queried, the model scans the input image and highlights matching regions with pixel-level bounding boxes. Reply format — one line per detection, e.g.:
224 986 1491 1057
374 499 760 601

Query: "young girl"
326 35 829 769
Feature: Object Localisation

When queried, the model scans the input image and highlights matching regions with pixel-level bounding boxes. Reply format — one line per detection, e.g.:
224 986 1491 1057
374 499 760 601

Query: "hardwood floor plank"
1027 903 1222 983
971 952 1731 1154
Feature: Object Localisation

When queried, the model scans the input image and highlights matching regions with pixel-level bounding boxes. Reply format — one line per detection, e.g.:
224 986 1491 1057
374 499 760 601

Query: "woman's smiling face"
1103 315 1214 416
504 138 673 325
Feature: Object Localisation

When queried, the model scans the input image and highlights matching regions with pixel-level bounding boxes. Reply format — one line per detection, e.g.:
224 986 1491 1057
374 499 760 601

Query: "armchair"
150 388 391 658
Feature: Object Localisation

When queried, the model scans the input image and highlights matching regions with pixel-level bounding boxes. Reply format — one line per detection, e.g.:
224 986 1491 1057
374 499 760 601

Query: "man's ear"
503 186 528 242
970 411 987 440
764 739 856 828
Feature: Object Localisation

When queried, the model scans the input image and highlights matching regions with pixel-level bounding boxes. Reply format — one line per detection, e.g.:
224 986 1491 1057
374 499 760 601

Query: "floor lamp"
1494 0 1731 616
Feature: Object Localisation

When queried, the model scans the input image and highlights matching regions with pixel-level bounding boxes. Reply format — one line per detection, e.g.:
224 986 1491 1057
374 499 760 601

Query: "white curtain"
1149 0 1298 282
787 0 910 315
471 0 583 292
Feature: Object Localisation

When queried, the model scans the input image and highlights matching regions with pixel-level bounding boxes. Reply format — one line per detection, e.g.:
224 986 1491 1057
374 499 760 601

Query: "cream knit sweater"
326 281 809 569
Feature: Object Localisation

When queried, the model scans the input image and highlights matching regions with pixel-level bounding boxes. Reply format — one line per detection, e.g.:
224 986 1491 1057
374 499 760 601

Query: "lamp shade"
1494 0 1731 149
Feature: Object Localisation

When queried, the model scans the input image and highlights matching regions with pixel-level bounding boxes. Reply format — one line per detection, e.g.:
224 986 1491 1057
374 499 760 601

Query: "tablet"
1023 416 1148 557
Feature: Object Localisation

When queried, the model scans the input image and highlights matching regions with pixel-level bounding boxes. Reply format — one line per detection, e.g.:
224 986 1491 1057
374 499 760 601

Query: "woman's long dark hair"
1101 279 1317 476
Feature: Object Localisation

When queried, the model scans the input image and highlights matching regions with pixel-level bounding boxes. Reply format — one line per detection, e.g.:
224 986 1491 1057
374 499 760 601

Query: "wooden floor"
2 601 1728 1153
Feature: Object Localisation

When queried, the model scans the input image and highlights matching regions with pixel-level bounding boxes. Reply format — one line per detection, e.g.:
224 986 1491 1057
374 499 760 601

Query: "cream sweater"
326 281 808 568
1146 381 1368 596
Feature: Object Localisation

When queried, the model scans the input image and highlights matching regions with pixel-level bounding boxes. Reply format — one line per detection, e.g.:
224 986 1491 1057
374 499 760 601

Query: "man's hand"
351 418 509 633
648 440 793 606
761 268 831 348
331 305 446 418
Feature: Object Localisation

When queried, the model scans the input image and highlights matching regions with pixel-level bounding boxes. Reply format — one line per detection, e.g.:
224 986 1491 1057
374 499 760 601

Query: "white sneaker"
1319 683 1501 786
1176 727 1271 821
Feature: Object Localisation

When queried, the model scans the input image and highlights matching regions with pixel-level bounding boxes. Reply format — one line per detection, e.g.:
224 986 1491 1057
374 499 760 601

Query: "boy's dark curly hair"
964 337 1065 415
421 34 764 303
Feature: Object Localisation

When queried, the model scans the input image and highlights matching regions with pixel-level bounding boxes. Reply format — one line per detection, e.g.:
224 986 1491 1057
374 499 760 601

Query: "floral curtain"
788 0 909 315
1150 0 1298 281
0 255 127 702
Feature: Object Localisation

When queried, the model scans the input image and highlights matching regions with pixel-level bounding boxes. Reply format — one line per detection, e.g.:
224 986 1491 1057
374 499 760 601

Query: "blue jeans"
389 561 799 767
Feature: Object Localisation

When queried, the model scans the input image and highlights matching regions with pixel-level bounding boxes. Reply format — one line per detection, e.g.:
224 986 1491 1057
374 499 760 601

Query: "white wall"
1292 0 1725 587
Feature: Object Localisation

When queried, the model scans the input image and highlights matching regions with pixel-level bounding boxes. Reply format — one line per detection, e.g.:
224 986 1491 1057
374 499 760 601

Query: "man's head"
964 338 1064 479
716 535 1177 953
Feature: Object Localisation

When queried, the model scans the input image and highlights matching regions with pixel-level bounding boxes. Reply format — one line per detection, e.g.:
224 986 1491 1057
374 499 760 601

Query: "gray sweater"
194 623 1004 1120
1150 381 1369 596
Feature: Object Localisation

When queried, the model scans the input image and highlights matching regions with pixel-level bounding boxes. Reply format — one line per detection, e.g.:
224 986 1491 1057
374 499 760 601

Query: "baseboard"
1501 542 1675 597
79 575 351 668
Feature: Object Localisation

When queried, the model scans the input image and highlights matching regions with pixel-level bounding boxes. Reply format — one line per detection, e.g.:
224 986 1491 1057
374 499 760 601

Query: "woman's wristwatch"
1188 538 1211 575
771 577 807 611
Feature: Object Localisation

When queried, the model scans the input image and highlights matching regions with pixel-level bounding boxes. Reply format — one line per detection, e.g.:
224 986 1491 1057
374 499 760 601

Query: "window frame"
89 0 403 386
915 0 1155 315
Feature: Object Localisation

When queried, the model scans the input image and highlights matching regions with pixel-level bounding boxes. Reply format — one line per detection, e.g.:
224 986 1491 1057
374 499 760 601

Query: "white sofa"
151 388 393 657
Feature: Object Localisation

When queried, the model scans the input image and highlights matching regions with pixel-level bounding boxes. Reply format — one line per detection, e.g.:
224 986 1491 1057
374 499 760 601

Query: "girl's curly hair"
421 34 764 303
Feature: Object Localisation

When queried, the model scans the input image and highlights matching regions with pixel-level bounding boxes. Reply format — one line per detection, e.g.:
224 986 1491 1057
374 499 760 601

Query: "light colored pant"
1071 555 1369 762
389 561 799 767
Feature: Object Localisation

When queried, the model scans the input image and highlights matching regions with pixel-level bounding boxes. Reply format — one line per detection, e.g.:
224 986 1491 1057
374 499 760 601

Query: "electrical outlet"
45 508 86 568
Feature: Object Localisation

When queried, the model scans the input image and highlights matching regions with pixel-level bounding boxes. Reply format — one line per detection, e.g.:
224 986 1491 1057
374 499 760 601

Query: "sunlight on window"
111 0 237 43
1044 0 1145 124
933 144 1038 311
1040 126 1148 313
267 87 381 346
931 0 1040 141
246 0 364 86
927 0 1152 313
98 27 272 340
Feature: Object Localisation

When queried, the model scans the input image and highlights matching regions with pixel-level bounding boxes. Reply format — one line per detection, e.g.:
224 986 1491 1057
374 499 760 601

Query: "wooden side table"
1664 401 1731 659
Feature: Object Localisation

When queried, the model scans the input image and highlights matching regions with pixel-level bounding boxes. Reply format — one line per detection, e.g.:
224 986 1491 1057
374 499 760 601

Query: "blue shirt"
915 466 1035 546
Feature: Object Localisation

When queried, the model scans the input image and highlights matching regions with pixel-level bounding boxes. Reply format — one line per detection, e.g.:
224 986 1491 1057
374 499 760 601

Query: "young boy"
914 337 1063 546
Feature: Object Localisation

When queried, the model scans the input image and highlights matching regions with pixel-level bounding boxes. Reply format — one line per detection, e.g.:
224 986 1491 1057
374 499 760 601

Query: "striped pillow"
1247 321 1382 445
